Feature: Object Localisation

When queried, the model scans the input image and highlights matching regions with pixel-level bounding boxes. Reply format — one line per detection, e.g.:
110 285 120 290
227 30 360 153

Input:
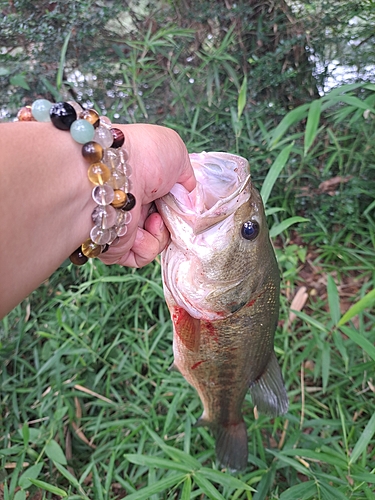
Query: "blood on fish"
202 321 219 342
246 289 267 308
191 359 207 370
172 306 200 352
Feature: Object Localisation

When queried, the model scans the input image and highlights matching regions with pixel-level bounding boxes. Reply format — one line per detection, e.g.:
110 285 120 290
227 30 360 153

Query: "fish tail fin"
249 352 288 416
214 420 248 472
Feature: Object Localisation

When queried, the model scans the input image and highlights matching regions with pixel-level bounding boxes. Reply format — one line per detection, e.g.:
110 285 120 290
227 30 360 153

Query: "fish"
155 152 288 471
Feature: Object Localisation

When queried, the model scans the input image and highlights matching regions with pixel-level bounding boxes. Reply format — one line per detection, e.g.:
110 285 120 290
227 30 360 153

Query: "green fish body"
156 152 288 471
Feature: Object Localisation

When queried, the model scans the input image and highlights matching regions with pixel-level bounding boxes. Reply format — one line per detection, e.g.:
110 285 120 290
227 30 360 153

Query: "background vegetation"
1 0 375 498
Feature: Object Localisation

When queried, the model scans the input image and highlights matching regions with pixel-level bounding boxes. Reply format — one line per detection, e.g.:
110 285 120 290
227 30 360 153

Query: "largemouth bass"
155 152 288 471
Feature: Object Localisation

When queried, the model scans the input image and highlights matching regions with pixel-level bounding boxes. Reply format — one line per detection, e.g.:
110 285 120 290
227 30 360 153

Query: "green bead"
31 99 52 122
70 119 95 144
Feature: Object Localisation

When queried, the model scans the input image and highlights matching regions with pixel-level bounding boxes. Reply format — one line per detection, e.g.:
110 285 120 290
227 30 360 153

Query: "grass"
2 23 375 500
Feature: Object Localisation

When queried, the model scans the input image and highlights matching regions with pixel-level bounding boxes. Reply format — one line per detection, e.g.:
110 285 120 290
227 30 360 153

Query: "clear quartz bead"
92 185 114 205
99 116 112 129
90 226 112 245
123 211 132 224
108 171 126 190
94 125 113 148
107 227 119 245
115 210 125 226
91 205 117 228
116 224 128 237
103 148 122 170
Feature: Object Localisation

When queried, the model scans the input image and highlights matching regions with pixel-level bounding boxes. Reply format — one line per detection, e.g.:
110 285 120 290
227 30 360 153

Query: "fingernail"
135 228 144 242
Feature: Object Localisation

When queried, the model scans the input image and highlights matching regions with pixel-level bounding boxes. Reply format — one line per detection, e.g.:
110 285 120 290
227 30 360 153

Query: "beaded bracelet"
17 100 136 266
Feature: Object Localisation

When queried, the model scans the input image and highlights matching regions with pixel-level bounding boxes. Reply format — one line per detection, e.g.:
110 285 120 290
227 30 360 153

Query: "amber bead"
121 192 136 211
82 141 103 163
88 163 111 185
111 189 127 208
69 247 88 265
50 102 77 130
17 106 35 121
80 108 100 128
81 239 102 258
111 128 125 148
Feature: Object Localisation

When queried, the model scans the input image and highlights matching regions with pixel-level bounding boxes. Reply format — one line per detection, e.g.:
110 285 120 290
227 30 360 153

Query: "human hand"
98 124 195 267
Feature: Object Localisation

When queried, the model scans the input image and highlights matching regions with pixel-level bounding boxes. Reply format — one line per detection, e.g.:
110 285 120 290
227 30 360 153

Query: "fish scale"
156 152 288 471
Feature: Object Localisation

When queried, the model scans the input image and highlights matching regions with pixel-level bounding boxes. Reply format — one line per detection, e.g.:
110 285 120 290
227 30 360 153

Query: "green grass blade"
269 216 309 238
193 472 226 500
57 30 72 90
238 75 247 119
339 326 375 362
337 288 375 326
125 454 192 472
180 475 192 500
349 413 375 465
322 342 330 393
304 99 321 155
279 480 317 500
27 478 67 497
123 473 187 500
18 463 43 489
200 468 255 491
45 439 67 465
327 275 341 325
260 142 294 205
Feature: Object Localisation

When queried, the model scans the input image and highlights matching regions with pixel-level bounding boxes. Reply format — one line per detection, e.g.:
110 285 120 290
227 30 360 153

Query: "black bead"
121 192 136 211
69 247 88 266
50 102 77 130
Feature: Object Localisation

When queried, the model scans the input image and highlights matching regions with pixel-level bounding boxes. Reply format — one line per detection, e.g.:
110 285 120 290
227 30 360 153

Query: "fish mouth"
158 152 251 235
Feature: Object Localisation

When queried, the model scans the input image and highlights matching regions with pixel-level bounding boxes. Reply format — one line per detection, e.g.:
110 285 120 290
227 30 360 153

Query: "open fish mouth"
159 152 251 235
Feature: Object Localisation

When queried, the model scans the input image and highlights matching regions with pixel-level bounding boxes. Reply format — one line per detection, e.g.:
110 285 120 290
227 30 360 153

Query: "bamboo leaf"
290 310 329 333
200 468 255 491
193 472 226 500
327 275 341 325
269 217 309 238
260 142 294 205
123 473 187 500
279 480 317 500
304 99 321 155
337 289 375 326
268 104 310 148
238 75 247 119
322 342 330 394
339 326 375 362
180 475 192 500
349 413 375 465
125 454 192 472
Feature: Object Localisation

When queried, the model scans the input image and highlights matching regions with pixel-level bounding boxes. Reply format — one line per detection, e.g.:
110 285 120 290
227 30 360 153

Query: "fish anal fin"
249 352 288 416
171 306 201 352
215 420 248 472
194 414 211 428
168 362 180 373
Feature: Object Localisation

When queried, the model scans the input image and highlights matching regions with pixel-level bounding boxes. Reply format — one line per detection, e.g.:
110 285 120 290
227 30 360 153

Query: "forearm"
0 122 92 316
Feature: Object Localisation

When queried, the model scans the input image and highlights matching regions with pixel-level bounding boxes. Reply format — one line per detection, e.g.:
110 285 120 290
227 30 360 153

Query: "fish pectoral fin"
214 420 248 472
249 352 289 417
172 306 201 352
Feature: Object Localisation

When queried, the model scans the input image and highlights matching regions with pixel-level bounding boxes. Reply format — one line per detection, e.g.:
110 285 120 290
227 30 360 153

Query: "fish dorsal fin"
171 306 201 352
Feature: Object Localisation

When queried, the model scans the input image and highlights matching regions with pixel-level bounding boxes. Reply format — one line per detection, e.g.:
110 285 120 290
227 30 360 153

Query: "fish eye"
241 220 259 240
